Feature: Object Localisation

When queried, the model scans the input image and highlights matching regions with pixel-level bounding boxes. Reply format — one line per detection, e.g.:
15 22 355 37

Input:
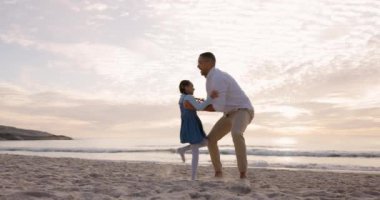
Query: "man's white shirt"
206 67 253 113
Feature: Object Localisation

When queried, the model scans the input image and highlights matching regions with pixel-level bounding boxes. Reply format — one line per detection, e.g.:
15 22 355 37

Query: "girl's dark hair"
179 80 192 94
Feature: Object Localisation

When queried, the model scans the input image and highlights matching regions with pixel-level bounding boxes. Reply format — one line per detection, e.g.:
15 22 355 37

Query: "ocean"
1 135 379 173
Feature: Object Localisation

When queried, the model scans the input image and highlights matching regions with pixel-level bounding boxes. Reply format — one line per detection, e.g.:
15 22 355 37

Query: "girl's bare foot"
176 148 186 162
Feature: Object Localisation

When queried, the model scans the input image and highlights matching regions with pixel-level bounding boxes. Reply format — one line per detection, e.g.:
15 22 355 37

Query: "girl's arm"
183 95 211 110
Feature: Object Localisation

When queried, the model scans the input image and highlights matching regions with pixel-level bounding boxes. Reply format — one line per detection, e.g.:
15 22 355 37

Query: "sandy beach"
0 154 379 200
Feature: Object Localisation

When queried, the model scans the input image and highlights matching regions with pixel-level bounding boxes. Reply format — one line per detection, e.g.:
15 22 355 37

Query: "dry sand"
0 154 379 200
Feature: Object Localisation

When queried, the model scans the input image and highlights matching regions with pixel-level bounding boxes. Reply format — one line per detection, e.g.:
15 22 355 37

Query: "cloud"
0 0 379 137
254 101 380 136
0 83 188 137
84 3 109 11
0 29 36 47
1 0 19 5
0 29 178 103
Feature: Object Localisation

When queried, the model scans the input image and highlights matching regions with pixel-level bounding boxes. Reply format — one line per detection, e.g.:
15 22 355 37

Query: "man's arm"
204 90 218 111
183 90 218 111
208 75 228 112
183 95 211 110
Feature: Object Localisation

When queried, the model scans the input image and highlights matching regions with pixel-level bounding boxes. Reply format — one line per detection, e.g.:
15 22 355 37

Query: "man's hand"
183 100 195 110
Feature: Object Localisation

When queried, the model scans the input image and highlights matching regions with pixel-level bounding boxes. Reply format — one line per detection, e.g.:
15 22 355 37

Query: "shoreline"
1 154 379 199
2 151 380 175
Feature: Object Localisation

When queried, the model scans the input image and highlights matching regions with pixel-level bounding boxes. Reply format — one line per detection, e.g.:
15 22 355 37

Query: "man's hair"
199 52 216 64
179 80 192 94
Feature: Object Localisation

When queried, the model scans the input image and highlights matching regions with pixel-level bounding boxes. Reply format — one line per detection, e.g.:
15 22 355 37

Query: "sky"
0 0 379 141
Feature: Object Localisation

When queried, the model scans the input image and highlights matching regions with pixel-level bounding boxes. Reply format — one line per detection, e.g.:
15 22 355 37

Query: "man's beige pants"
207 109 254 173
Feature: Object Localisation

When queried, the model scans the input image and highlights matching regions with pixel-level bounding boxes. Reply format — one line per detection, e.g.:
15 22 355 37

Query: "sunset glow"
1 0 379 138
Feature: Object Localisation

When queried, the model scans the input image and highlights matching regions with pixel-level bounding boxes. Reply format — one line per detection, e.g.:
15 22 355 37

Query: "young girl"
177 80 216 180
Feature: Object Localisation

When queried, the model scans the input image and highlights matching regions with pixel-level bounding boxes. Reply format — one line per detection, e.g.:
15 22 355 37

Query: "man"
191 52 254 179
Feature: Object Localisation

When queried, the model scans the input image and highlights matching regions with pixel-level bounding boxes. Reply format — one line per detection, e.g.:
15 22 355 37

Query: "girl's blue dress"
179 94 211 144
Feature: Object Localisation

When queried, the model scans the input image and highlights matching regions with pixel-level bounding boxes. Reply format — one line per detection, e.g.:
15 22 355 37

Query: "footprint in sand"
8 191 56 199
227 181 252 194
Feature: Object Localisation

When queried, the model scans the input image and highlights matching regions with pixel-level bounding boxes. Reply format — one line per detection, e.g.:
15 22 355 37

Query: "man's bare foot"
215 171 223 178
240 172 247 179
